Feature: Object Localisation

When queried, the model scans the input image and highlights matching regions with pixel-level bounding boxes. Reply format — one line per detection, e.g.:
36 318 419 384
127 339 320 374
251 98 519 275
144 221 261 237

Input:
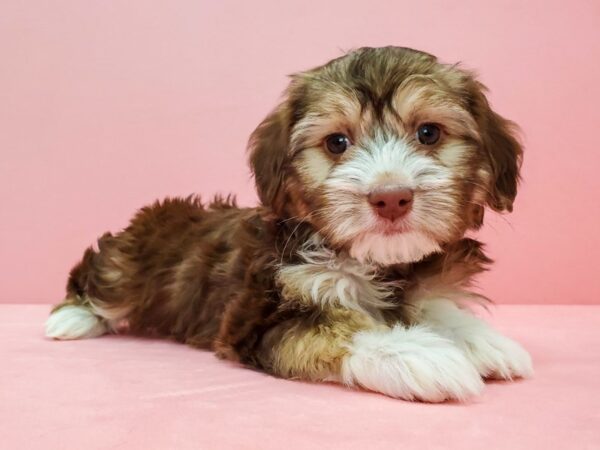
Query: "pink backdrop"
1 0 599 304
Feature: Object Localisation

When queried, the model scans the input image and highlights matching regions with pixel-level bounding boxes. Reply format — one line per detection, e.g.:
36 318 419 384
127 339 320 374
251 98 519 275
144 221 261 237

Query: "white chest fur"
276 243 395 314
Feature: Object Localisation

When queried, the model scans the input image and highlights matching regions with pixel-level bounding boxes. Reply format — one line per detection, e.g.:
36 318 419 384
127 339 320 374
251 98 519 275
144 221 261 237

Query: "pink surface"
1 1 600 304
2 304 599 449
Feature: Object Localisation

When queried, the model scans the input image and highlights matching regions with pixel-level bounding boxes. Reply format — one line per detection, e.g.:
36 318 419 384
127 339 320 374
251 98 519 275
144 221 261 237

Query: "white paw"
46 305 107 340
458 330 534 380
419 299 534 380
341 325 484 402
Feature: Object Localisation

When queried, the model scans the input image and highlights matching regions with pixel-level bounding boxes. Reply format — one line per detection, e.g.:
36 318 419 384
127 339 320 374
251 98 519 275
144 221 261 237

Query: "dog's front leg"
255 308 484 402
417 298 533 380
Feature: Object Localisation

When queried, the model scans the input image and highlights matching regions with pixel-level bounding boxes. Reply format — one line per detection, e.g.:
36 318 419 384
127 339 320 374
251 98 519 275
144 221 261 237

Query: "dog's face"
249 47 522 265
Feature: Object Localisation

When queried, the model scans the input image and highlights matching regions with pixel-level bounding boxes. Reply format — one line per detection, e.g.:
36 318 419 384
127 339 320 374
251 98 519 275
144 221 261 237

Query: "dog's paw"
341 325 484 402
418 299 533 381
458 330 534 380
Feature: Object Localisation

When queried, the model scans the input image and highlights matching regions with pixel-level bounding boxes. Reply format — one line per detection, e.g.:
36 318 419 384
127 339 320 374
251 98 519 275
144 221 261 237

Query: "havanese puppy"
46 46 533 402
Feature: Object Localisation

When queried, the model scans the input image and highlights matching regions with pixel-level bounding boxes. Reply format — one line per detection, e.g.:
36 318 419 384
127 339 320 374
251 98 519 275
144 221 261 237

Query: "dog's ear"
248 102 292 215
467 80 523 213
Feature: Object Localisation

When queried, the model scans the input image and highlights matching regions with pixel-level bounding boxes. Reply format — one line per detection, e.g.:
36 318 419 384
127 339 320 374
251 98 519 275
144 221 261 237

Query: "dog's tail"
45 247 109 340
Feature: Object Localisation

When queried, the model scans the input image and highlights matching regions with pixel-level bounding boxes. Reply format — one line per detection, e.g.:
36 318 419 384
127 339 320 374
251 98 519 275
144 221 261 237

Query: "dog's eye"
417 123 441 145
325 133 351 154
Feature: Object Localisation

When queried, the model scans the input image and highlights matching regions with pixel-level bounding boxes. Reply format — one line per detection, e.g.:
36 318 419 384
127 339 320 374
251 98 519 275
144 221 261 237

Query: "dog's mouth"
371 216 413 235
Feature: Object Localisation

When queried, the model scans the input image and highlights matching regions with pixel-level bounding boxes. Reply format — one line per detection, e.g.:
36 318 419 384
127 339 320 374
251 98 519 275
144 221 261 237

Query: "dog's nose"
368 188 414 221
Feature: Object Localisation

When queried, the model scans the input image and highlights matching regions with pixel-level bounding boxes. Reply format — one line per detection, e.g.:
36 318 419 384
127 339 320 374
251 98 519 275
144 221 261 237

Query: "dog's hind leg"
46 237 133 340
45 297 109 340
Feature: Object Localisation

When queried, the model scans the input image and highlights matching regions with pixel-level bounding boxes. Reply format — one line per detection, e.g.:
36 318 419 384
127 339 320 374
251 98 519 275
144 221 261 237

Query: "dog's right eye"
325 133 351 154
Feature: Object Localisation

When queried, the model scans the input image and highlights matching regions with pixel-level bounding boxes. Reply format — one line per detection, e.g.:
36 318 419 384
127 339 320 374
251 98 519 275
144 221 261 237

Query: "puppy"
46 46 532 402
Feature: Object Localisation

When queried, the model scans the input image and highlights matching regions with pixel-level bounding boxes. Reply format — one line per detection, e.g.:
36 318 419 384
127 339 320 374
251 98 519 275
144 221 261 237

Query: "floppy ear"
468 81 523 212
248 103 292 215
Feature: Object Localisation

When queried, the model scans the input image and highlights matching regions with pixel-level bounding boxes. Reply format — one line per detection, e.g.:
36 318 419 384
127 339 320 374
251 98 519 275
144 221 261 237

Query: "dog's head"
249 47 522 265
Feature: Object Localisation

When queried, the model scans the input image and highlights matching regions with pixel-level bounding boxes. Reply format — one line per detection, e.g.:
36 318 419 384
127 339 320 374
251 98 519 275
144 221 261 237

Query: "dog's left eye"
325 133 351 154
417 123 441 145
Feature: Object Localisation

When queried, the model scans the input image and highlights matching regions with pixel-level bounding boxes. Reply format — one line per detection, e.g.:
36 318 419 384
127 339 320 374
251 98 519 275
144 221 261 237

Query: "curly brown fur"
46 47 531 402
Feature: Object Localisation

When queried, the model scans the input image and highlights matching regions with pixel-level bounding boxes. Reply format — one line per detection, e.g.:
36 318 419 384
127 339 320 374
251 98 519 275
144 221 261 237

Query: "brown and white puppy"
46 47 532 402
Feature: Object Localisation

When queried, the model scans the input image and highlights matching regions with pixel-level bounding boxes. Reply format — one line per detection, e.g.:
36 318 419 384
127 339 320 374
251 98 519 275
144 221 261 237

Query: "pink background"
1 0 599 304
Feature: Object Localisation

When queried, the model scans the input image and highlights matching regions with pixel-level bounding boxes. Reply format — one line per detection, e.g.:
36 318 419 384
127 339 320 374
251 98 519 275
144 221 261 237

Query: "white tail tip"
45 305 108 340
